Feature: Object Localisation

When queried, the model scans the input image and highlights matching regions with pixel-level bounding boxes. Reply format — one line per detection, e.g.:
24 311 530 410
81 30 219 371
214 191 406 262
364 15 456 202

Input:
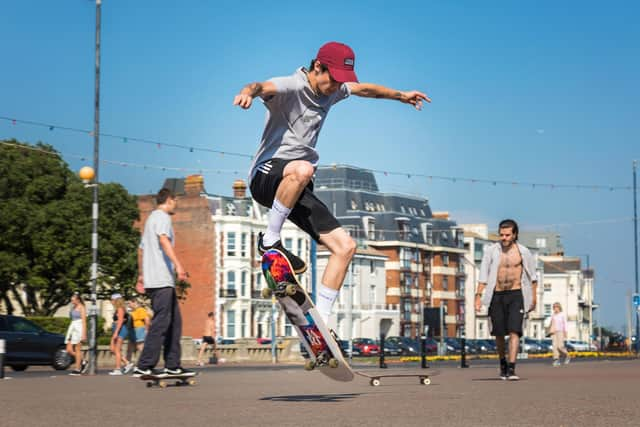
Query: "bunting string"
0 115 634 192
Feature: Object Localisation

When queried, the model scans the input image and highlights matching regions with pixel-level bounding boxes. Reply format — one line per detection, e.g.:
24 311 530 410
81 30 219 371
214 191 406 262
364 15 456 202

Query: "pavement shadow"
260 393 362 403
472 378 527 382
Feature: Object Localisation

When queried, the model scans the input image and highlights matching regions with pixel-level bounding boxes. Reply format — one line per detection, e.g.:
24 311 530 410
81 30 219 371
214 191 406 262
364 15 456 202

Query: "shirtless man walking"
475 219 538 380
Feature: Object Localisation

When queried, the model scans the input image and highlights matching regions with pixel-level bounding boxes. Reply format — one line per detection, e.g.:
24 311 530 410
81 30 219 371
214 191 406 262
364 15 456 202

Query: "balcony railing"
251 290 265 299
219 288 237 298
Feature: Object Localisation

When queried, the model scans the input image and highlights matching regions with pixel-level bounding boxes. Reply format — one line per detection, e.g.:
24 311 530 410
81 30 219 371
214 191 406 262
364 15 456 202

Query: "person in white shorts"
65 293 88 376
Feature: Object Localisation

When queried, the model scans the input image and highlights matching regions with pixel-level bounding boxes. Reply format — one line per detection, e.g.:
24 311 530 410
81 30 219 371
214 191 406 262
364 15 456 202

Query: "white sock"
316 284 339 325
263 198 291 246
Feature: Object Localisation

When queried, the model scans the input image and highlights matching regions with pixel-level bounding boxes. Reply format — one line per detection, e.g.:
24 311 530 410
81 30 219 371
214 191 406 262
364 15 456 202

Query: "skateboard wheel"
261 288 272 298
370 378 381 387
159 381 167 388
285 284 296 296
304 360 315 371
421 377 431 385
146 382 152 388
328 358 339 369
188 379 196 386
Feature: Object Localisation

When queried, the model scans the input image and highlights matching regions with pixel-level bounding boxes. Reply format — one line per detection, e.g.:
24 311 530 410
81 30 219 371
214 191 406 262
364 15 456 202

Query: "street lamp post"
86 0 102 375
632 160 638 353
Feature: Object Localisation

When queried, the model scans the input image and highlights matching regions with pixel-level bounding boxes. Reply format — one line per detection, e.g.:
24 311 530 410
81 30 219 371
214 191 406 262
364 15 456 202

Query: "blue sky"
1 1 639 331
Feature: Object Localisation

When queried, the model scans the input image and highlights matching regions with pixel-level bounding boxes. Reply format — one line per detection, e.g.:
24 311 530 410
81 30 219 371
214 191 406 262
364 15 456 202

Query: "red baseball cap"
316 41 358 83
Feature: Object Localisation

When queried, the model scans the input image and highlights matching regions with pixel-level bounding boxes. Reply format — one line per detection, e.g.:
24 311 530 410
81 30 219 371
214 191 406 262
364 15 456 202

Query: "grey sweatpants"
137 287 182 369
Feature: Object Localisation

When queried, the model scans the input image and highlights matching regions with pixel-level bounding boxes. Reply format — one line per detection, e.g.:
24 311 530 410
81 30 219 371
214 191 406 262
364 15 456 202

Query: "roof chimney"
432 211 449 220
184 175 204 196
232 179 247 199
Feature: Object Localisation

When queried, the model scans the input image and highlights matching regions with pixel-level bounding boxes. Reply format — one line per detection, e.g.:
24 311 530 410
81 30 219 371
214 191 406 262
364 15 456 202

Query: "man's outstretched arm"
233 81 278 109
347 83 430 110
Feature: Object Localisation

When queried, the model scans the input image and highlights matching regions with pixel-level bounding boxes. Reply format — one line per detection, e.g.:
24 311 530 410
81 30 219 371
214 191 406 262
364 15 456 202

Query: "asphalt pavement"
1 358 639 427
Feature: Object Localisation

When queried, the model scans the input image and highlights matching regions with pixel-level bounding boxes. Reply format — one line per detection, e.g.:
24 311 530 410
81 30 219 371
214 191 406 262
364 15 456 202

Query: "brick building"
135 175 215 338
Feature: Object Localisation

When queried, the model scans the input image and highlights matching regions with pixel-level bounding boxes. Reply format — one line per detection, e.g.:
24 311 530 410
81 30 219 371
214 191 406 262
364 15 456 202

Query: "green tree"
0 139 140 315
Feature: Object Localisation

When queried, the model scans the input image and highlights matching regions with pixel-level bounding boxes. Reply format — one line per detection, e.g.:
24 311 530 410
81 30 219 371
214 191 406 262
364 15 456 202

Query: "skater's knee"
284 161 314 184
334 236 356 260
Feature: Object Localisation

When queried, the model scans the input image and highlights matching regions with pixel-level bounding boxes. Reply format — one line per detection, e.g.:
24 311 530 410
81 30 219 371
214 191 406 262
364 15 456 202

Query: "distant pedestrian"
109 294 132 375
550 302 570 366
65 293 88 376
475 219 538 380
126 299 150 366
133 188 194 378
197 312 216 366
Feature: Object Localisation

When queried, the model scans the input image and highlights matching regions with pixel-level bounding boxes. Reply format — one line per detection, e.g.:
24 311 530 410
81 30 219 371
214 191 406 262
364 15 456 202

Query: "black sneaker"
164 367 196 377
258 232 307 274
80 359 88 374
132 366 153 377
68 370 82 376
507 363 519 381
499 359 508 380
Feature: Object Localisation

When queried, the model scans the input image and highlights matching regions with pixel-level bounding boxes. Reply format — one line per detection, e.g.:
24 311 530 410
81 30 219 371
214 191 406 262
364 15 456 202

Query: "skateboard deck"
261 249 354 382
139 373 197 388
355 369 439 387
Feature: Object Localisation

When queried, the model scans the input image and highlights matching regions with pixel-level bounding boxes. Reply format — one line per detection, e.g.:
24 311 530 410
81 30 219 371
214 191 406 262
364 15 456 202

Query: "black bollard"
379 333 387 369
461 337 469 368
420 335 429 369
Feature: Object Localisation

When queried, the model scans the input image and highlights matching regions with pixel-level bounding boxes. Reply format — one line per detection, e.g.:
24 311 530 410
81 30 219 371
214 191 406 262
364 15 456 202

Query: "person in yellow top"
127 299 151 366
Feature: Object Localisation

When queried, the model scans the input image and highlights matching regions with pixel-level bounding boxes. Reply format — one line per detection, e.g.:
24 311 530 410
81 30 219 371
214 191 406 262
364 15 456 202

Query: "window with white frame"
544 283 552 292
284 238 293 251
544 304 552 316
241 271 247 297
241 310 247 337
241 233 247 257
227 232 236 256
226 310 235 337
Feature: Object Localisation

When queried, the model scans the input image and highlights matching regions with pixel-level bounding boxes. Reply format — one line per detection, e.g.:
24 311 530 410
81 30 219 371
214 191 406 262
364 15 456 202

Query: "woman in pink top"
551 303 570 366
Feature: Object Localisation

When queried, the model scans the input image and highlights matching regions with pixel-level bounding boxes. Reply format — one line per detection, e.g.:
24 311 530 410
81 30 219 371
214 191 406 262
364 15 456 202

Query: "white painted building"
539 255 595 342
207 184 311 340
317 247 397 340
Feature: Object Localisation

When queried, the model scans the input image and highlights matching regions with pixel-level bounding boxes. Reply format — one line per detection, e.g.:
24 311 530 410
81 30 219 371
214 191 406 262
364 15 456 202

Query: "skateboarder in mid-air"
235 41 430 324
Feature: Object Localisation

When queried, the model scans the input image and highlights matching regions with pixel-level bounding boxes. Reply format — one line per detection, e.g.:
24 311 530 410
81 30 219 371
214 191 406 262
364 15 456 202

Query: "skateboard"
139 373 197 388
261 249 354 382
355 370 437 387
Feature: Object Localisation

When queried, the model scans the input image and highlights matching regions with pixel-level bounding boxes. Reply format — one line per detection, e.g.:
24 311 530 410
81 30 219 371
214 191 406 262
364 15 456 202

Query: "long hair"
553 302 563 312
498 219 519 241
72 292 85 306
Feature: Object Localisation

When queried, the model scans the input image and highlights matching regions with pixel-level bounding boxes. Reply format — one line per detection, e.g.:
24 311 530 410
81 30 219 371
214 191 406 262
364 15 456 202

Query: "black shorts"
489 290 525 337
202 336 214 345
250 158 341 242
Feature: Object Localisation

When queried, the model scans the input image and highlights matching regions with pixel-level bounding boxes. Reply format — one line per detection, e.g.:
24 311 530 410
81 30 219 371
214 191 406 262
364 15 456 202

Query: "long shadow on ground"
260 393 362 403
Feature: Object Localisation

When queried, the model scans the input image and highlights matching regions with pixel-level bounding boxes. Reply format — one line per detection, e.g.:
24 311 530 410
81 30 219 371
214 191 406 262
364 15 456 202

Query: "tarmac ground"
1 358 639 427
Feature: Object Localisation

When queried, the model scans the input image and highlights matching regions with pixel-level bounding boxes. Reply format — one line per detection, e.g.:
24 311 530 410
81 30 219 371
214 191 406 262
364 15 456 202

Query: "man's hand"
233 93 254 109
176 264 188 282
136 274 145 294
400 90 431 110
474 295 482 312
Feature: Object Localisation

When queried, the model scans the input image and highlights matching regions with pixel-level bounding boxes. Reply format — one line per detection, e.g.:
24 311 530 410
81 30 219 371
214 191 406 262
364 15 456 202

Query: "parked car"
522 338 545 354
472 339 497 353
256 337 272 345
0 315 72 371
378 339 403 356
444 337 462 354
566 340 590 352
352 338 380 356
385 336 427 355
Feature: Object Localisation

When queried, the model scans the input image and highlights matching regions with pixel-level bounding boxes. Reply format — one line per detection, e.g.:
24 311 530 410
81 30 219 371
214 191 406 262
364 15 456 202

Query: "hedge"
28 316 108 339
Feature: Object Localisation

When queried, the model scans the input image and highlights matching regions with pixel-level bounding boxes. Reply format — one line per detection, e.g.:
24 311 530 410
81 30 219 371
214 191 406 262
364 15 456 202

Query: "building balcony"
219 288 237 298
454 289 465 300
251 290 266 299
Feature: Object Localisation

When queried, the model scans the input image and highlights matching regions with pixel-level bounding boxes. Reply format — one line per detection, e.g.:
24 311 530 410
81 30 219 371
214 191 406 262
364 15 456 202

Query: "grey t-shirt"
248 67 351 180
140 209 175 289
